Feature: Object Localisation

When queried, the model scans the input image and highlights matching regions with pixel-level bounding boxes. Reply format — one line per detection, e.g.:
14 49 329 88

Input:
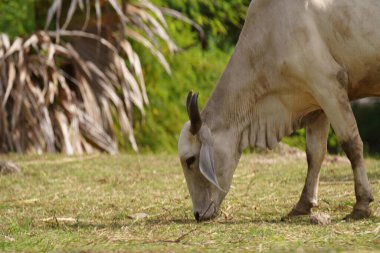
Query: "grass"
0 152 379 252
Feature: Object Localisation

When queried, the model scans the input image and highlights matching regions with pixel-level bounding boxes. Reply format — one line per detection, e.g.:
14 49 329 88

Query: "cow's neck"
201 38 257 135
200 34 289 151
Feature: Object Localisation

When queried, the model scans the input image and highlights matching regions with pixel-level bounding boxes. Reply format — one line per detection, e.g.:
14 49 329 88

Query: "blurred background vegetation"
0 0 36 38
0 0 379 155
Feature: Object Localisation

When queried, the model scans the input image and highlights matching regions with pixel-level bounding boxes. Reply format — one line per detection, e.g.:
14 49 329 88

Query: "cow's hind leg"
341 136 374 220
313 79 374 220
288 112 329 216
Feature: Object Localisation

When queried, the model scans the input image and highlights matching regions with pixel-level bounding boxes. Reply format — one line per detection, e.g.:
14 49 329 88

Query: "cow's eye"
185 156 196 168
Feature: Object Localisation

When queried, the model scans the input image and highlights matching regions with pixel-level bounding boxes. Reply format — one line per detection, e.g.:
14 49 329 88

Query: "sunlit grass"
0 152 379 252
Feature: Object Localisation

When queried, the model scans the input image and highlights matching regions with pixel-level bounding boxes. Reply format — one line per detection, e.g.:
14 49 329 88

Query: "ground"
0 152 379 252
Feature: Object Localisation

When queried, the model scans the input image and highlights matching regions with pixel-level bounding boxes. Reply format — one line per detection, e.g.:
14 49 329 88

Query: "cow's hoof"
281 208 311 221
287 207 311 217
344 209 372 220
0 161 22 175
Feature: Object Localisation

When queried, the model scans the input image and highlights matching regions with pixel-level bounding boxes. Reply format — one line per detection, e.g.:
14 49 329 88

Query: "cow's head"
178 92 240 222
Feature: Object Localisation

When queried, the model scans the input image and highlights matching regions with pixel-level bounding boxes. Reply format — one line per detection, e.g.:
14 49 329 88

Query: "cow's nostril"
194 211 201 222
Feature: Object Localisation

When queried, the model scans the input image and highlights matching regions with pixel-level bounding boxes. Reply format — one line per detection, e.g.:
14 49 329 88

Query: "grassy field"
0 151 379 252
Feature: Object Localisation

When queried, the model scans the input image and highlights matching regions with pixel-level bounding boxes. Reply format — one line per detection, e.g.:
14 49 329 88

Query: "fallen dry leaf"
19 198 39 204
4 236 15 242
41 217 77 223
128 213 148 220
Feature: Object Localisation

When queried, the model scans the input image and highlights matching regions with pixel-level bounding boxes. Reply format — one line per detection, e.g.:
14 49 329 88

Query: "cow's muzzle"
193 201 219 222
194 211 201 222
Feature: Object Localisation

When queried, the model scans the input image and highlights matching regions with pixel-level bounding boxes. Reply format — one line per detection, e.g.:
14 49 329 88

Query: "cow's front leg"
288 113 329 217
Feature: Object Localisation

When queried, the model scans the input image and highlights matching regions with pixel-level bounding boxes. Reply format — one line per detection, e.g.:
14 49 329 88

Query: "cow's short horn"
186 91 202 135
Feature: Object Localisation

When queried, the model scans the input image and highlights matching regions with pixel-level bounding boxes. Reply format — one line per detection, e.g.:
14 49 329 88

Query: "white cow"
178 0 376 222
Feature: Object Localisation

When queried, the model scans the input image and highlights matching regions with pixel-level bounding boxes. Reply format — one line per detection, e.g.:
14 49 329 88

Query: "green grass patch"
0 153 379 252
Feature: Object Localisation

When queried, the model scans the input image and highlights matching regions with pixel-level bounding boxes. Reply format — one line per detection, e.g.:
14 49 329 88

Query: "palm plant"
0 0 201 154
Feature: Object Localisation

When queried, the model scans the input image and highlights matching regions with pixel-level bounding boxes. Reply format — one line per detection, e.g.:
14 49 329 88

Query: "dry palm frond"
0 0 202 154
0 32 120 154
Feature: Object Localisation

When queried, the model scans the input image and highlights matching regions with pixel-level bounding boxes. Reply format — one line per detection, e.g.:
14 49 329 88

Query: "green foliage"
353 101 380 155
327 129 340 154
282 129 306 150
133 44 232 152
152 0 250 48
0 0 35 38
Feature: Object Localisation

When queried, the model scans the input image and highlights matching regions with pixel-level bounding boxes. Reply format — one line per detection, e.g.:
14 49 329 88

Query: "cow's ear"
199 143 225 192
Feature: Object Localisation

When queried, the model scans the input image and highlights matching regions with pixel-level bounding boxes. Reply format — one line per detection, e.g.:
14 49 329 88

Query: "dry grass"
0 152 379 252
